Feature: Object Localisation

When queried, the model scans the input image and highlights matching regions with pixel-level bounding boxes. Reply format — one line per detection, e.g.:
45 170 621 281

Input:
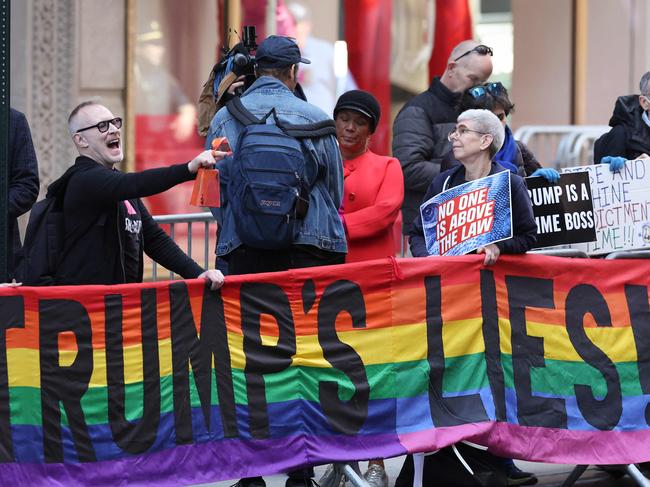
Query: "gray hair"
457 109 505 157
640 71 650 96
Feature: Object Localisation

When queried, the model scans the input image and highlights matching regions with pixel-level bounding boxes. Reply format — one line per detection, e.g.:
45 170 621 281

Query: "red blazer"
342 150 404 263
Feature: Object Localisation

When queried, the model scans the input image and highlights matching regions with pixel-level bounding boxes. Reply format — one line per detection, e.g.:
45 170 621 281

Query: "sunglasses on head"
454 44 493 62
76 117 123 134
468 81 505 100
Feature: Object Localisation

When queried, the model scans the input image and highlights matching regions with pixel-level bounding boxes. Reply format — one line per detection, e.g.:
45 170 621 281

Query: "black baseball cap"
255 35 311 69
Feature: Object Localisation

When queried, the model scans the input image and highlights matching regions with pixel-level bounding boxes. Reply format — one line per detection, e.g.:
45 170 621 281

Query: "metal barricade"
605 250 650 259
528 248 589 258
320 463 369 487
513 125 610 169
565 128 609 166
149 212 216 281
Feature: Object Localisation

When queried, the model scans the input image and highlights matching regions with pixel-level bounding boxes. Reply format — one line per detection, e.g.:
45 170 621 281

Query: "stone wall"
10 0 126 196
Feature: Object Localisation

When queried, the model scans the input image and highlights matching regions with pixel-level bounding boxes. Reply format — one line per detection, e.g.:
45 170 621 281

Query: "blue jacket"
206 76 347 256
409 162 537 257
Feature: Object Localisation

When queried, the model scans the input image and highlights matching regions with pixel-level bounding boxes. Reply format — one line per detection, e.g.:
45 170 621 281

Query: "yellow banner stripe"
8 341 174 389
498 319 637 362
8 319 635 388
291 323 428 369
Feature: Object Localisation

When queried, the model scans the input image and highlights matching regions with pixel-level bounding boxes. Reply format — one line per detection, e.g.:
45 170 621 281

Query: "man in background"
392 40 493 236
8 108 40 281
594 71 650 166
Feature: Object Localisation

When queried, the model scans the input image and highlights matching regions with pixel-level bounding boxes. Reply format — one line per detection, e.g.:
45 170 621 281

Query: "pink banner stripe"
399 422 650 465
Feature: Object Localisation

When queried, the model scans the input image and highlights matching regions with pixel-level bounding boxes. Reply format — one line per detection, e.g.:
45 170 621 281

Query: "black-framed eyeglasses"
468 81 505 100
454 44 494 62
76 117 123 134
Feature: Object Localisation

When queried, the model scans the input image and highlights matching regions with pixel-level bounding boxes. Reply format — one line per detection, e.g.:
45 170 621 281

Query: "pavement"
199 456 650 486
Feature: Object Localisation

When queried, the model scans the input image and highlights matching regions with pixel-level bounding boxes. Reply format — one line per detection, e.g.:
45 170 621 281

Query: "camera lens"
233 53 248 67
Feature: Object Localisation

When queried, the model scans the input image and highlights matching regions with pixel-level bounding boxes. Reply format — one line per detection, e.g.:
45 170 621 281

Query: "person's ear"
640 95 650 111
480 134 493 152
73 132 88 148
445 61 457 76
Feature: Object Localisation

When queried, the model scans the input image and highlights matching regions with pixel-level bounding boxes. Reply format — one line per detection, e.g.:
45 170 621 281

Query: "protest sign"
3 256 650 486
526 171 596 248
420 171 512 256
563 158 650 255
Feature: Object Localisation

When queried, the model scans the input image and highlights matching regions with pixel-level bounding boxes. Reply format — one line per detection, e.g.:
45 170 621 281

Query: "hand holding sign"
477 243 501 265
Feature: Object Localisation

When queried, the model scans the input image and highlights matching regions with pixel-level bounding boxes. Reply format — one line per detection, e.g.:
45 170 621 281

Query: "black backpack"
15 196 65 286
225 97 336 249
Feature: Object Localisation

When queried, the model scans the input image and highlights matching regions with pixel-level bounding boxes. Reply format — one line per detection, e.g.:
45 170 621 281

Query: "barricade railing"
513 125 609 169
149 212 216 282
528 248 589 258
320 463 369 487
150 212 370 486
565 129 609 166
605 250 650 259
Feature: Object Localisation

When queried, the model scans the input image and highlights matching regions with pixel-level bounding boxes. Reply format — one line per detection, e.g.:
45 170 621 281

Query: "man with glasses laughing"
45 100 226 289
393 40 493 237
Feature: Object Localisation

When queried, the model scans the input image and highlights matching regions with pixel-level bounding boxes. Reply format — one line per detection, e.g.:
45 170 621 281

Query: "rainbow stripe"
1 254 650 485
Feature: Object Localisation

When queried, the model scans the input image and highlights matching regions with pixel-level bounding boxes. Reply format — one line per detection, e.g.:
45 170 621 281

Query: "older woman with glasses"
409 109 537 265
438 82 559 183
404 109 538 486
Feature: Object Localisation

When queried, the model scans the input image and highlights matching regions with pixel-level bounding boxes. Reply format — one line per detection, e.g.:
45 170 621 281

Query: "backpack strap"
226 97 261 126
227 97 337 137
280 120 336 138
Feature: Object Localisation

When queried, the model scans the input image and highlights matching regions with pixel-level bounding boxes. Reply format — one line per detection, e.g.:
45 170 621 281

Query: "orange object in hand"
190 168 220 207
211 136 232 155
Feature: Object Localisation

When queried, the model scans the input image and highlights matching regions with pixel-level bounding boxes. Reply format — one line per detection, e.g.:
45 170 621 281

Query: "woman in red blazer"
334 90 404 264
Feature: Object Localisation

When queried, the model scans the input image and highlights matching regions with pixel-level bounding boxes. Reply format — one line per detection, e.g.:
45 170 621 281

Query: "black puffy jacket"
392 77 460 234
593 95 650 163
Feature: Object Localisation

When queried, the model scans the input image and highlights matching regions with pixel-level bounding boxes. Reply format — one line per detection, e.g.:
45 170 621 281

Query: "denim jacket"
206 76 347 256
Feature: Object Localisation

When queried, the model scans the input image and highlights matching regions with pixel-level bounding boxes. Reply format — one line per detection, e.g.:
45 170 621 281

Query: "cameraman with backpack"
206 35 346 277
205 36 346 487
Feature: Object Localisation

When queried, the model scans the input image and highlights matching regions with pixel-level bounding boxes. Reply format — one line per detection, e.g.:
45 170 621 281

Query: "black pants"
225 245 345 276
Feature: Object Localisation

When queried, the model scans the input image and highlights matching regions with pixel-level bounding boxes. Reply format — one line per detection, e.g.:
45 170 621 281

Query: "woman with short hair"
409 109 537 265
406 112 538 484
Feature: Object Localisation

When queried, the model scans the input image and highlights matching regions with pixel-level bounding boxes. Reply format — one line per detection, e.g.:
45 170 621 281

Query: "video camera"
231 26 257 89
214 26 258 102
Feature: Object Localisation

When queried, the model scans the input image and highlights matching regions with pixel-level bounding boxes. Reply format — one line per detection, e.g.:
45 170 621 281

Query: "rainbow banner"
1 254 650 485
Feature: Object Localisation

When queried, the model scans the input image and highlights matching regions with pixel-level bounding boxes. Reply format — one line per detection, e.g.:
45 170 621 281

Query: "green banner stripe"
10 354 641 426
500 355 642 396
